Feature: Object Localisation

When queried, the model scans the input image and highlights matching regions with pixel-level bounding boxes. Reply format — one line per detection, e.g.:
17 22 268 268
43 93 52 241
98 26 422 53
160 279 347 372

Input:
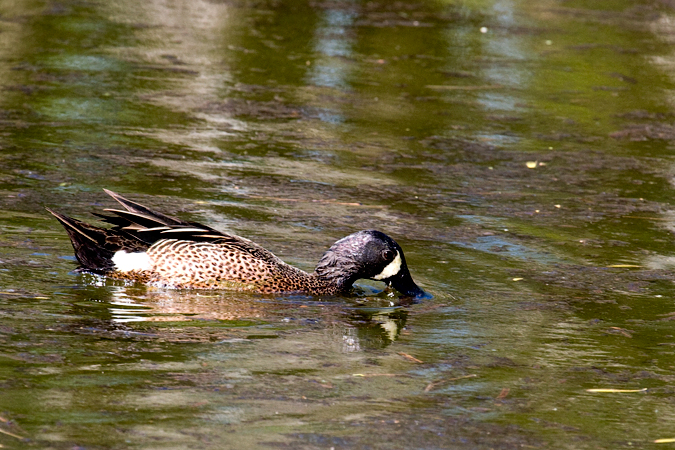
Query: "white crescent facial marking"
112 251 152 272
372 251 402 280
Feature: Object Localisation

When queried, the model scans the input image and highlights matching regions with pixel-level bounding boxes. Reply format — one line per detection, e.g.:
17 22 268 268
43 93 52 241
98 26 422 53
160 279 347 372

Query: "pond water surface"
2 0 675 448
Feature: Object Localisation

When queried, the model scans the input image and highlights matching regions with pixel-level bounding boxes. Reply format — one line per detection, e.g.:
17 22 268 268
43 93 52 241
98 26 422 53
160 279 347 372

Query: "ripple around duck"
450 234 566 265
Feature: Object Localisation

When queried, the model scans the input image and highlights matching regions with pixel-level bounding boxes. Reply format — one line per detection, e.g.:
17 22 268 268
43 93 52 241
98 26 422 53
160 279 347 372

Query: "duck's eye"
382 249 394 261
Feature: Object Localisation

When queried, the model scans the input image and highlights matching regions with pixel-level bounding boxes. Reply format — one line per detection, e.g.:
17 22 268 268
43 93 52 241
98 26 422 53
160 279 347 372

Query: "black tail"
46 208 147 273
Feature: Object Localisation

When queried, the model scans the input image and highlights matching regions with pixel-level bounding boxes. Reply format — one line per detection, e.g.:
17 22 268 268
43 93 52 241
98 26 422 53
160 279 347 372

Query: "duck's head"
315 230 429 300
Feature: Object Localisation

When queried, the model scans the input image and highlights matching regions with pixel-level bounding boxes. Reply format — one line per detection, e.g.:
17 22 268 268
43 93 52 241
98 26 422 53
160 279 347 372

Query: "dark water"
2 0 675 448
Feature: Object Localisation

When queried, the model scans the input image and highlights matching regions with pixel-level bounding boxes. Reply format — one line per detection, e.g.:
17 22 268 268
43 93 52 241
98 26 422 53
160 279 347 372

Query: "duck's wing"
94 190 231 245
98 190 282 260
49 190 283 273
103 189 187 226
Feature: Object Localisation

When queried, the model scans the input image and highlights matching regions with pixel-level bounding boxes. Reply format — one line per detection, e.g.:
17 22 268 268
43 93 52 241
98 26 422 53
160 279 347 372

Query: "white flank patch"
372 251 402 280
112 251 152 273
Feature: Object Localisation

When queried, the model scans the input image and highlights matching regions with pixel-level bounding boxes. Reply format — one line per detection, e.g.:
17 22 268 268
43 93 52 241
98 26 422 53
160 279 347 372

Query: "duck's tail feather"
46 208 147 273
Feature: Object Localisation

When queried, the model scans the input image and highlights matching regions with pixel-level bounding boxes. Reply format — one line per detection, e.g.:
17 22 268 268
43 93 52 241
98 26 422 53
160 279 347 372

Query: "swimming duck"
47 190 427 298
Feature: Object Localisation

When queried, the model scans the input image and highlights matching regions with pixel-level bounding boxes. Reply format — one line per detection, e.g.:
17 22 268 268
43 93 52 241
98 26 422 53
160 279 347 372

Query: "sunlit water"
2 0 675 448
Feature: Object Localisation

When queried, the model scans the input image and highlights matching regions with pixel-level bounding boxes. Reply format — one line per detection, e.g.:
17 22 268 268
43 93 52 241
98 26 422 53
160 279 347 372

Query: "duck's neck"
306 271 353 295
290 265 355 295
306 245 362 295
257 261 351 295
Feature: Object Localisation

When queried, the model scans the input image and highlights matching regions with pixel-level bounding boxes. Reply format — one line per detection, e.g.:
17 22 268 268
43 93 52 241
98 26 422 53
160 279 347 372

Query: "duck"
47 189 427 299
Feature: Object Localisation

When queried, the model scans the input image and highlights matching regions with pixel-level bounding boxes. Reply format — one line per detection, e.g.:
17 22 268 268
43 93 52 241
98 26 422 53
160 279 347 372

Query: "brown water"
2 0 675 448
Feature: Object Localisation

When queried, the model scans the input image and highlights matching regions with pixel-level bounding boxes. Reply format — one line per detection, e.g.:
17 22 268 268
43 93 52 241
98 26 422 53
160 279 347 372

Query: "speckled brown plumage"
48 190 427 298
139 238 342 294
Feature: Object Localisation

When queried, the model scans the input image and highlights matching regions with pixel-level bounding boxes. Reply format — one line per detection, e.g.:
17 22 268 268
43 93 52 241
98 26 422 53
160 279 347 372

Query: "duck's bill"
386 269 431 300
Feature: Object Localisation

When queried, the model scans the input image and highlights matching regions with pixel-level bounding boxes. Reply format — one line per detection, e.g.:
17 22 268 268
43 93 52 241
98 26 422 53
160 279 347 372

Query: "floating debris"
0 428 24 440
397 352 424 363
496 388 510 399
426 84 502 90
586 388 647 393
425 374 478 392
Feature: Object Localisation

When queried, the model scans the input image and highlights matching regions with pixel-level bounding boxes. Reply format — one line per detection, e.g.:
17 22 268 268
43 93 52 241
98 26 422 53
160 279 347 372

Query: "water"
1 0 675 448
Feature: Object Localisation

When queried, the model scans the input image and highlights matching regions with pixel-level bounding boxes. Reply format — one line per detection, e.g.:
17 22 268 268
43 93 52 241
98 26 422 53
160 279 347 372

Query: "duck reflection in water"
68 282 409 351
